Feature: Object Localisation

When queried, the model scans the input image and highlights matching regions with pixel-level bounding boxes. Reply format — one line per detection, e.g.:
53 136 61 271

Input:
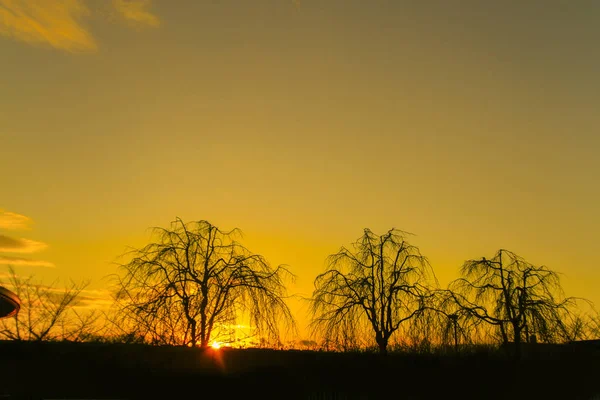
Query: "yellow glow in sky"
1 1 599 340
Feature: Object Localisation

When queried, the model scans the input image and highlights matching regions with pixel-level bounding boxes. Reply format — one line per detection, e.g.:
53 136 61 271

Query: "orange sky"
1 0 599 339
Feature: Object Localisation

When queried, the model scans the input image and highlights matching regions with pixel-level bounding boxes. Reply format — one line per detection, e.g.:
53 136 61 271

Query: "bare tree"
113 218 295 348
310 228 437 355
447 249 577 358
0 267 94 341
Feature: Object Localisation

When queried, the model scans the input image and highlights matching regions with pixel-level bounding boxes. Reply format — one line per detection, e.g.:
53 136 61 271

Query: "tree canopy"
310 228 437 354
114 218 295 348
447 249 577 357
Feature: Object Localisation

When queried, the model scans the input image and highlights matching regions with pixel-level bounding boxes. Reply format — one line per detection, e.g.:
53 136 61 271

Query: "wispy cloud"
76 288 114 309
0 0 160 52
0 234 47 253
0 210 31 230
113 0 159 27
0 210 53 267
0 0 96 52
0 255 54 268
37 286 113 308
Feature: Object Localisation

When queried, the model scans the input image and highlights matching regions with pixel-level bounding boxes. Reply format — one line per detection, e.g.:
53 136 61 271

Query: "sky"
1 0 599 338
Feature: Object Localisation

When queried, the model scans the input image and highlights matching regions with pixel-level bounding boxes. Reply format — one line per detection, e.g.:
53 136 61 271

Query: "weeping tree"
114 218 295 348
310 228 437 355
448 249 577 358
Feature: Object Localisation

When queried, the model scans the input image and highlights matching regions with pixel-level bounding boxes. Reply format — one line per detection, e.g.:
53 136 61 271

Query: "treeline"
1 218 599 359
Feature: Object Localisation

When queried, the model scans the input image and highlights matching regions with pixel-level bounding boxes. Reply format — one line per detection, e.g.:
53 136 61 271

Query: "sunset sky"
1 0 599 337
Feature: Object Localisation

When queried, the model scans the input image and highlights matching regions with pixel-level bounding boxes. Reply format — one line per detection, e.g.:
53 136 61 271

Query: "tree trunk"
499 324 509 347
199 315 208 348
376 333 388 355
513 326 522 360
190 320 197 347
453 319 459 351
199 286 209 347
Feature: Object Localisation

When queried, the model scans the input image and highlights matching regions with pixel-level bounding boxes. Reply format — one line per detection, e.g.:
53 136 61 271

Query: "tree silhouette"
447 249 576 358
310 228 437 355
114 218 295 348
0 267 95 341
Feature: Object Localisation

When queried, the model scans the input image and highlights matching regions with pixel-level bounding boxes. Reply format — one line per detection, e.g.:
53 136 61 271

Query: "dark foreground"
1 341 599 400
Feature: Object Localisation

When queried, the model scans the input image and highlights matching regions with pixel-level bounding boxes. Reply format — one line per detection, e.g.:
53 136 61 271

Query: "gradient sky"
1 0 599 337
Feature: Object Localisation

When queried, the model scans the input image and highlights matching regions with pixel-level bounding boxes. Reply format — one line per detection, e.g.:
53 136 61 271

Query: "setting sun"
211 341 221 350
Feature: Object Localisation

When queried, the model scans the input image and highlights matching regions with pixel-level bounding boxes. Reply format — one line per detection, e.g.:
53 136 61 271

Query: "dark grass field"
1 340 599 399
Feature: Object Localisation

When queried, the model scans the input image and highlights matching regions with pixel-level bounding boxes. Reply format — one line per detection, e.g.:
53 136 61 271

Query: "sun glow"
211 341 221 350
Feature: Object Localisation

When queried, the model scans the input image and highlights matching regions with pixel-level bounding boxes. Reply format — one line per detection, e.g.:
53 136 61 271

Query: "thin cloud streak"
0 0 160 52
0 0 97 52
34 287 113 308
0 256 54 268
0 210 31 230
76 292 114 309
0 234 47 253
113 0 159 27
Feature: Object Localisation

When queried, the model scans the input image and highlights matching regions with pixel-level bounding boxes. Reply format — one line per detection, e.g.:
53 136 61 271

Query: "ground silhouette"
1 340 599 399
